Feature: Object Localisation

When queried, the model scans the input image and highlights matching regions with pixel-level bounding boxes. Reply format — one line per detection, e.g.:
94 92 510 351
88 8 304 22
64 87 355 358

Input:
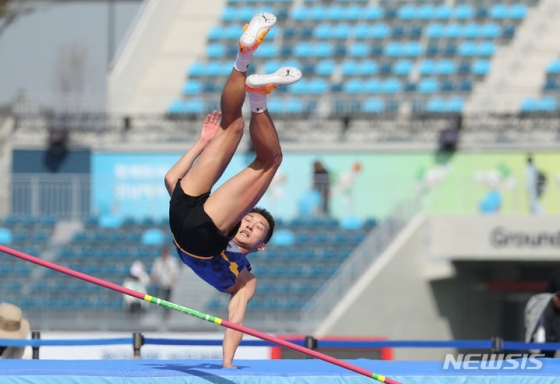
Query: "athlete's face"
234 212 270 252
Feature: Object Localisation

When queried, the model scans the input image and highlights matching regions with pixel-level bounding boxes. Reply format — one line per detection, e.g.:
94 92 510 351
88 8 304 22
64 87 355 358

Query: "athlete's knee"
221 116 245 136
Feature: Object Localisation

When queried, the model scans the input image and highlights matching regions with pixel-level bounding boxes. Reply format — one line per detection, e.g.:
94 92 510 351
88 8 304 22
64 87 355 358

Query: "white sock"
234 51 255 72
248 91 267 113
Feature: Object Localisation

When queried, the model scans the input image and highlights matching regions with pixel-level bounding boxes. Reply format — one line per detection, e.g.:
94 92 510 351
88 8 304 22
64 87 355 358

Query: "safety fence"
2 333 559 360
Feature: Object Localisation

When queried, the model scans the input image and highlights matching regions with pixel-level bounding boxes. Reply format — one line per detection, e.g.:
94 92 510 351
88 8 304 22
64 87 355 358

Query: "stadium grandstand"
1 0 560 364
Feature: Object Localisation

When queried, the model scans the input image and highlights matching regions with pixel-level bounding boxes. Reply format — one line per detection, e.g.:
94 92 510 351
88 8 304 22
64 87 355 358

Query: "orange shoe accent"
245 84 278 95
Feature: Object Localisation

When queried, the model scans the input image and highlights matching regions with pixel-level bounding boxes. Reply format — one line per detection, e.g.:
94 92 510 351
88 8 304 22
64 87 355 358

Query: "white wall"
314 215 456 360
107 0 225 114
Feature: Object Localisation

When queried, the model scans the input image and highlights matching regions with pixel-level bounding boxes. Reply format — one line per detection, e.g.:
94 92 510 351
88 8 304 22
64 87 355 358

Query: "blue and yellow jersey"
174 240 251 292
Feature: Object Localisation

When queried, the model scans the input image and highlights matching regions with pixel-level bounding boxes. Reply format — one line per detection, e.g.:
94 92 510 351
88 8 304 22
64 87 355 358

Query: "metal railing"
6 174 92 220
300 195 423 334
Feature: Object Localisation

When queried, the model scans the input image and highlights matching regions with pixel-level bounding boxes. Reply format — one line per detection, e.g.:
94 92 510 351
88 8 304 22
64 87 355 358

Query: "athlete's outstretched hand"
200 110 221 143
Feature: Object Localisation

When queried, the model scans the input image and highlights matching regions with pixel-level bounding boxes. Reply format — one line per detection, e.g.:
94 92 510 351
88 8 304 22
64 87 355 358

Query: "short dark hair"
251 207 275 244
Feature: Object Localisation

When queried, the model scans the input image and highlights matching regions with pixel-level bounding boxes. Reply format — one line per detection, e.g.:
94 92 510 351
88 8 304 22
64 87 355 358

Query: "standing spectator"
0 302 32 359
526 156 544 214
151 248 180 319
541 269 560 357
122 260 150 318
525 269 560 357
312 161 331 216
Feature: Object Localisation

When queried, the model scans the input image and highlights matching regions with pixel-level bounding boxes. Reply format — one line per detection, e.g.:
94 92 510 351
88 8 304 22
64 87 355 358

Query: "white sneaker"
246 67 302 95
239 12 277 54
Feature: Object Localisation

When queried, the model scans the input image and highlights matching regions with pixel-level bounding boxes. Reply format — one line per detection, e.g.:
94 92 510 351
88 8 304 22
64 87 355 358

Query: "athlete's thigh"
180 123 244 197
204 162 276 233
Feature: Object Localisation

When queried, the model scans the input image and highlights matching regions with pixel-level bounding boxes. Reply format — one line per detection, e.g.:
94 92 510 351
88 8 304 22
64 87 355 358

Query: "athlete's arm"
164 111 221 196
222 268 257 368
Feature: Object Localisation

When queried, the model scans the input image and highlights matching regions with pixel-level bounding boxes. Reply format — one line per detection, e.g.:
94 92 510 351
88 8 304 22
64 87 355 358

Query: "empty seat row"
1 214 58 228
342 78 473 93
426 22 513 39
289 4 527 21
206 41 497 58
188 59 489 83
520 97 558 112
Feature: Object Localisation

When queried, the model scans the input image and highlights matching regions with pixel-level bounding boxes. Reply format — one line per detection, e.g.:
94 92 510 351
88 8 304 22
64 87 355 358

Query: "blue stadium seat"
418 78 440 93
382 78 402 93
0 228 12 244
187 63 205 78
502 25 516 39
182 80 202 95
371 24 391 39
481 23 501 39
472 59 490 75
462 23 479 39
308 78 329 94
208 26 225 40
206 43 226 58
351 23 369 39
224 24 242 40
343 78 363 93
446 97 465 112
221 7 237 22
345 5 363 20
363 98 385 113
291 7 308 21
489 4 508 19
316 42 334 57
426 23 444 39
184 99 205 114
384 42 403 57
332 23 351 39
310 5 327 21
284 98 305 113
293 42 312 57
314 23 332 39
544 80 559 91
434 5 452 20
538 97 558 112
427 97 445 112
437 59 456 75
509 4 527 20
363 78 382 93
358 60 378 75
364 6 384 20
257 43 279 58
348 42 370 57
458 41 477 56
418 4 436 20
445 23 461 39
547 60 560 74
479 42 496 57
315 60 336 76
340 60 358 76
419 60 436 75
393 59 413 76
520 98 538 112
404 42 423 57
289 79 308 94
398 5 416 20
325 5 344 21
454 4 474 19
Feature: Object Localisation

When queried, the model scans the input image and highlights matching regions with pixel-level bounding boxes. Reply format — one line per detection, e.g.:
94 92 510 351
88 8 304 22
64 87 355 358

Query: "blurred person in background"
312 161 331 216
150 248 180 319
0 302 32 359
526 156 545 214
525 269 560 357
122 260 150 318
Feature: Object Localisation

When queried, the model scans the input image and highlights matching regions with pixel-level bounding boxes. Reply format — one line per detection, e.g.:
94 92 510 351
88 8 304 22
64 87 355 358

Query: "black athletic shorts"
169 180 240 257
